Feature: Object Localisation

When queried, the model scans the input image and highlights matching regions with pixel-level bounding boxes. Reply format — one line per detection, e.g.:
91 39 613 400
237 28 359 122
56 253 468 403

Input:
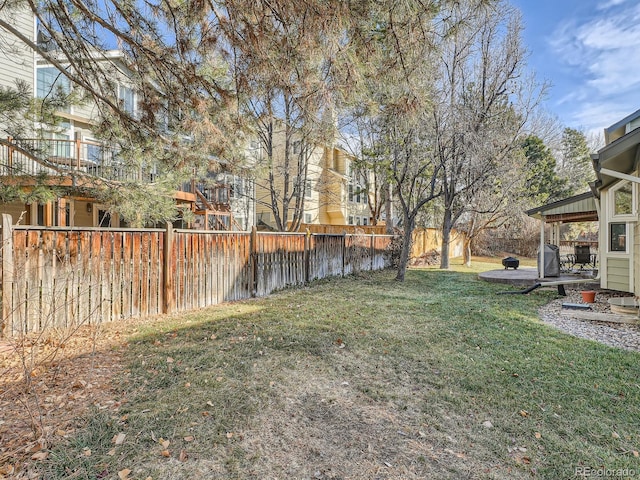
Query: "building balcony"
0 137 159 184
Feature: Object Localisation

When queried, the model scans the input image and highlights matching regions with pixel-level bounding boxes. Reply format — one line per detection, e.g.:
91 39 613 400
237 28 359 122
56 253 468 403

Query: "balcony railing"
0 137 158 183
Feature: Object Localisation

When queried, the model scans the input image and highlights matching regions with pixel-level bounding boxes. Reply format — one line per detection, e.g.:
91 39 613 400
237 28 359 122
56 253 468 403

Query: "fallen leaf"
166 357 174 363
113 432 127 445
107 448 116 456
482 421 493 428
183 436 194 442
179 449 188 462
83 448 92 457
0 465 15 475
28 441 45 453
118 469 131 479
535 432 541 439
633 451 639 458
161 449 170 457
226 432 234 439
519 410 529 417
612 432 620 439
184 382 191 388
31 451 48 461
160 439 170 449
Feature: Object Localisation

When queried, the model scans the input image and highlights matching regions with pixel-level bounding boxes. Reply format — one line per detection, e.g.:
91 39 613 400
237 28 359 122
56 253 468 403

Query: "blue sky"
510 0 640 137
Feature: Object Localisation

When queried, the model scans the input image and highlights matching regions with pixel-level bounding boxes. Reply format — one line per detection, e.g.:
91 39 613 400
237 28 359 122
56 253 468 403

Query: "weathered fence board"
0 215 394 336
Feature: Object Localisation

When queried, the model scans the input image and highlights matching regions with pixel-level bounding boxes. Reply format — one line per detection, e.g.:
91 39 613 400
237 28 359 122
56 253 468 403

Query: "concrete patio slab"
478 267 600 289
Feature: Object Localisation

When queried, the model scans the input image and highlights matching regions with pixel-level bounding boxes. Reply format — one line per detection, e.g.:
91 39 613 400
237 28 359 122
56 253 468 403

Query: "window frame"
304 212 312 224
609 180 636 219
118 85 137 117
609 222 628 253
304 179 313 199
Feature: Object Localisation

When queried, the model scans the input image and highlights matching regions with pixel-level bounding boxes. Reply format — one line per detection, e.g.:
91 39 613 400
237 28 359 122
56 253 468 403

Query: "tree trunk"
385 182 394 235
440 207 453 269
395 214 415 281
463 237 472 267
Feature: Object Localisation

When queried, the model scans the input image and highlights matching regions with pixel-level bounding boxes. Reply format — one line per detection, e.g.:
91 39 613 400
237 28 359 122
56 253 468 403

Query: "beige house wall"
0 202 29 225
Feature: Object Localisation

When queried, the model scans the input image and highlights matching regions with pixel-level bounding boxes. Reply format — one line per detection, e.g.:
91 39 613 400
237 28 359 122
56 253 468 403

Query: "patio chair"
572 245 596 270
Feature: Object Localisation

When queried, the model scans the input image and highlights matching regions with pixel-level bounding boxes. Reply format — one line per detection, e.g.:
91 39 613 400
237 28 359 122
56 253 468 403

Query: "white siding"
0 7 34 91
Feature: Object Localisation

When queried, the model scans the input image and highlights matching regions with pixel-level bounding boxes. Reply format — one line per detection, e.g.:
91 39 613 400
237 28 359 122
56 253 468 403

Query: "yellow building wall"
254 136 352 229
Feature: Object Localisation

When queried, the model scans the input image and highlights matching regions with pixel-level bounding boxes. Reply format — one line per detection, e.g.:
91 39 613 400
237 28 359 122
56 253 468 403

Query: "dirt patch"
410 249 440 267
0 324 128 477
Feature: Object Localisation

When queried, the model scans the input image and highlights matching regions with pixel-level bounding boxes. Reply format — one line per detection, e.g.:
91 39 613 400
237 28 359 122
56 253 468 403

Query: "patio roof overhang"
525 191 598 223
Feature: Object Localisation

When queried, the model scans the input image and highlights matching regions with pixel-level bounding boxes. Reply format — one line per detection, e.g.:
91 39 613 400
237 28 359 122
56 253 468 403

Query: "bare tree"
217 1 353 231
338 109 392 230
433 2 545 268
345 0 512 280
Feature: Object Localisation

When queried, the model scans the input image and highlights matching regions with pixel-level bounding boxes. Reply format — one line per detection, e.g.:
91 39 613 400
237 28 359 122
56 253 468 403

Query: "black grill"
502 257 519 270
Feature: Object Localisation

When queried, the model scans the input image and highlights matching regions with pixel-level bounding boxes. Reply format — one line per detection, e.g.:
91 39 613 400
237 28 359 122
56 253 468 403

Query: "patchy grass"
39 263 640 479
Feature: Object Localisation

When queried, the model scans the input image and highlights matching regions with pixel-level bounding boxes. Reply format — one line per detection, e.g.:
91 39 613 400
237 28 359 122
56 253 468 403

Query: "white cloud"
548 2 640 131
597 0 628 10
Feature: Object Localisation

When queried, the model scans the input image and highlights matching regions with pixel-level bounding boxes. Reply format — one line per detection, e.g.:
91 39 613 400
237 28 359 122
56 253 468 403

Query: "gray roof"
526 192 597 222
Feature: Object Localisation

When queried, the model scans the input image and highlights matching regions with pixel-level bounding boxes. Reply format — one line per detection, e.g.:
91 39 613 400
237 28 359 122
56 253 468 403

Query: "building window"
304 179 313 199
98 209 111 227
613 182 633 216
610 223 627 252
119 85 136 115
304 213 312 224
292 140 302 154
37 67 71 111
363 217 368 226
348 216 354 225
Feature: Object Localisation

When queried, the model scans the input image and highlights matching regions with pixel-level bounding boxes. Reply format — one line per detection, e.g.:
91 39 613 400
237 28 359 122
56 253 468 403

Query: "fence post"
250 226 258 296
342 232 346 277
163 222 174 314
1 214 13 336
7 137 13 171
304 229 311 284
370 232 375 271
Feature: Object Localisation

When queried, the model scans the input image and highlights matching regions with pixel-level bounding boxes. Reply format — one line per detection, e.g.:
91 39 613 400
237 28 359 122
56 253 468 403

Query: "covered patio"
525 191 599 279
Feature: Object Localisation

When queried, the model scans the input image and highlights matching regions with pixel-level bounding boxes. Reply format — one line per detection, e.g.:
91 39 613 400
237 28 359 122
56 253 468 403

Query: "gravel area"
538 288 640 352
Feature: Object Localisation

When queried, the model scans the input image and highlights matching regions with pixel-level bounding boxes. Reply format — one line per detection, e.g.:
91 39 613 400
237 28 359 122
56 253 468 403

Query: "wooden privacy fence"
0 214 393 336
